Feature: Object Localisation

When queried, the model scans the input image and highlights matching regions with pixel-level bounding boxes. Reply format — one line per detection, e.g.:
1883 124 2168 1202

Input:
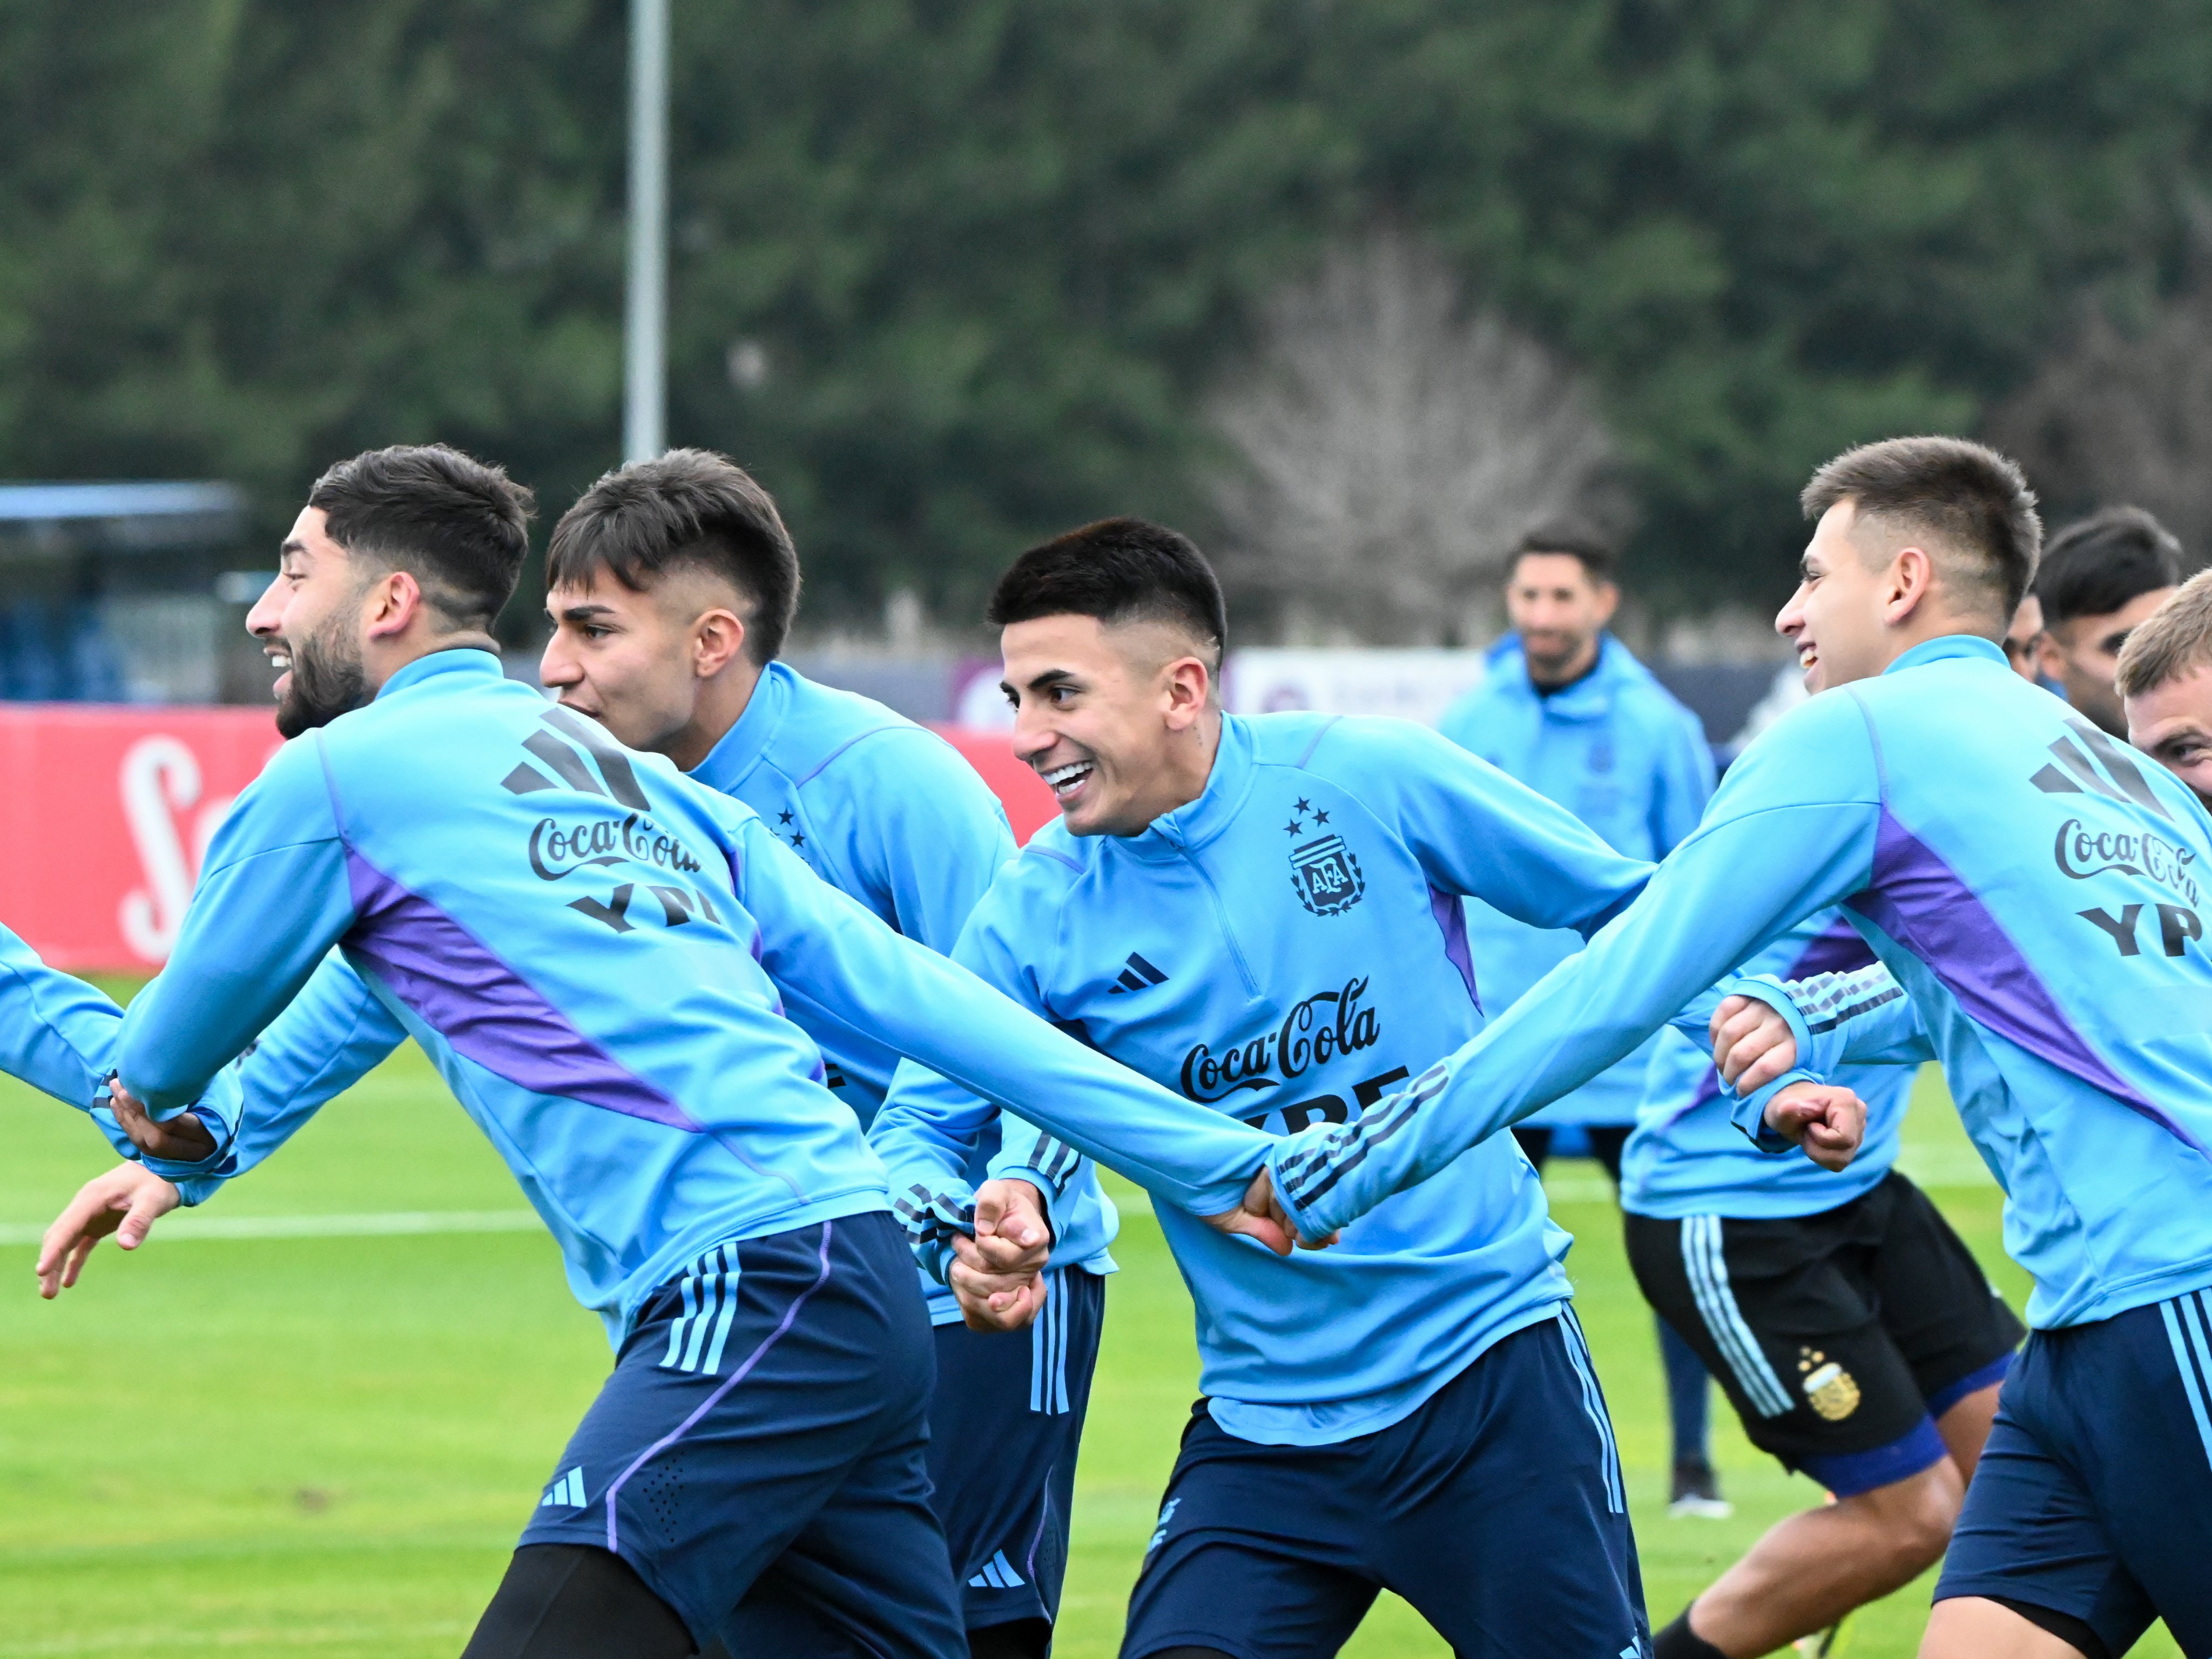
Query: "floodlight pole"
623 0 670 463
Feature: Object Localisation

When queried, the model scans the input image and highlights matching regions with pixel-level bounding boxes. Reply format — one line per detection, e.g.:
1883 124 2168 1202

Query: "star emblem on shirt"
777 810 794 825
1284 798 1330 836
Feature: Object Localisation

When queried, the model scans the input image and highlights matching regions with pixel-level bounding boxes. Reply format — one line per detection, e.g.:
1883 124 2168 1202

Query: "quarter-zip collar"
688 659 792 794
371 645 504 700
1881 633 2006 675
1121 713 1256 864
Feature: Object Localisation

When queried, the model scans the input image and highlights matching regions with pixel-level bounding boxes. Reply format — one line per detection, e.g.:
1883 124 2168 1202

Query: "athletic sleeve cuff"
1732 1067 1817 1154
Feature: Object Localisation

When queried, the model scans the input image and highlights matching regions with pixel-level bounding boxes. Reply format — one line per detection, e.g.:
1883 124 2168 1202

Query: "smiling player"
1265 436 2212 1659
536 451 1101 1659
873 517 1681 1659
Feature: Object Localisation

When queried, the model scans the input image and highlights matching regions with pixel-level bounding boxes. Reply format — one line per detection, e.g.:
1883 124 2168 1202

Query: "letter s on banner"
117 736 240 964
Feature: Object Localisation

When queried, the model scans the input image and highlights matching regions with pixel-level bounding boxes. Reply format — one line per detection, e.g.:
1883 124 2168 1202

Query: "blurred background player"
2031 505 2183 733
2117 567 2212 810
1438 523 1727 1517
1624 909 2018 1658
536 449 1094 1659
874 519 1656 1659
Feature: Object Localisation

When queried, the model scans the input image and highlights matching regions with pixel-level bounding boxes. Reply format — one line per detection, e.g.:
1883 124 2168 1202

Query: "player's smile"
1038 753 1097 806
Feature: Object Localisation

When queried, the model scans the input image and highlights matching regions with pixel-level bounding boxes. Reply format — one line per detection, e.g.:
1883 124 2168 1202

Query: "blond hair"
2115 569 2212 697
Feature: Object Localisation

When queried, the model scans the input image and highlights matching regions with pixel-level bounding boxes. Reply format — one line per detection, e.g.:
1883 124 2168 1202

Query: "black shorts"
1625 1171 2024 1496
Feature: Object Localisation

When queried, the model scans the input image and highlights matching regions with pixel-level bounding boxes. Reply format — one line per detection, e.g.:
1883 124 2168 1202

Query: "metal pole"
623 0 670 463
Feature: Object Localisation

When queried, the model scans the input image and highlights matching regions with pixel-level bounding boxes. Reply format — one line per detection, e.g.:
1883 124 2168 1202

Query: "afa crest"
1798 1348 1860 1422
1291 834 1365 916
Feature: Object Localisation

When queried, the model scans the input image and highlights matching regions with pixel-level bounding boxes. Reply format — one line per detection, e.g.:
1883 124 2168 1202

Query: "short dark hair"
1510 522 1615 583
2034 506 2183 629
545 450 800 664
987 517 1226 667
308 444 534 631
1800 436 2042 620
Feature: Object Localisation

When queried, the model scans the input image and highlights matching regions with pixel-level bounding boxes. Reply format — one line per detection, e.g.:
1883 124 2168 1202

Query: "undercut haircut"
2034 506 2183 629
987 517 1227 669
546 450 800 665
2115 571 2212 698
308 444 535 632
1510 523 1615 583
1800 437 2042 621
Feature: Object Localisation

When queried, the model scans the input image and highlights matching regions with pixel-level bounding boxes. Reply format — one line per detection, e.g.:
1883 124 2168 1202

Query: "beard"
275 612 370 738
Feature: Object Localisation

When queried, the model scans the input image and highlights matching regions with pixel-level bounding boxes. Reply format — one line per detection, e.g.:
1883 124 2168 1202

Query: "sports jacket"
107 649 1273 1344
1439 633 1715 1127
1270 636 2212 1330
871 711 1651 1444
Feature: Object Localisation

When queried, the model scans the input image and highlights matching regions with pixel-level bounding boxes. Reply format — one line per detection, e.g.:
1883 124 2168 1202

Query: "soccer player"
1439 522 1728 1517
535 449 1098 1659
1622 908 2020 1656
1262 435 2212 1659
2116 567 2212 808
57 444 1294 1659
2031 505 2181 734
871 517 1664 1658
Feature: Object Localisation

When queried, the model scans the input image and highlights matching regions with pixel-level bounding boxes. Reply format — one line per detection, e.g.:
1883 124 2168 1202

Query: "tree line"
3 0 2208 636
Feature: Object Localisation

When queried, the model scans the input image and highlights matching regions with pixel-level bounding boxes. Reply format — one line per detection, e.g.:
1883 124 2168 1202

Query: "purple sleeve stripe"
343 850 704 1134
1849 810 2206 1156
1427 885 1480 1010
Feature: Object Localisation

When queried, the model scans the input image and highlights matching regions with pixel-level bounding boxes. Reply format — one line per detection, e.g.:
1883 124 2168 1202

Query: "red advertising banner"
0 706 1050 974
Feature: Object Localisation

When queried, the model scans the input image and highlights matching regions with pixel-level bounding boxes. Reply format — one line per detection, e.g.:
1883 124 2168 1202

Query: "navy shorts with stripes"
1121 1309 1648 1659
1624 1171 2022 1495
518 1209 964 1658
1937 1289 2212 1658
927 1265 1106 1634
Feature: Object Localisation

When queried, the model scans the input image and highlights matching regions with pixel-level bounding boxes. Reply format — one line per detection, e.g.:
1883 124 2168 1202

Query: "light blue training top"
1439 633 1714 1127
686 658 1112 1324
871 711 1654 1445
1621 909 1917 1219
1267 636 2212 1332
98 649 1274 1345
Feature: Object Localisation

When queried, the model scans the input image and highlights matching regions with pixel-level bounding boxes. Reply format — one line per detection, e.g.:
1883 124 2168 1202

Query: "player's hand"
1201 1169 1336 1258
35 1162 181 1298
1763 1081 1866 1171
1711 994 1799 1092
948 1179 1053 1332
108 1077 217 1163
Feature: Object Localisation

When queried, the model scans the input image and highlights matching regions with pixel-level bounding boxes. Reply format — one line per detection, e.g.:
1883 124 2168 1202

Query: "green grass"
0 1050 2183 1657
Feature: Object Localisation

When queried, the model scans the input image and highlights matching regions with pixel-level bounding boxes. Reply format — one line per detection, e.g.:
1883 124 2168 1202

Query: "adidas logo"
539 1466 586 1509
966 1549 1026 1589
2030 717 2173 822
1108 952 1169 995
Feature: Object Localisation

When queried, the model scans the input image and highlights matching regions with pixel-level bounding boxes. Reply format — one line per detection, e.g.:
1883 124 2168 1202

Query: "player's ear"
363 568 422 639
1883 545 1936 624
1592 581 1620 626
693 607 748 679
1161 655 1211 732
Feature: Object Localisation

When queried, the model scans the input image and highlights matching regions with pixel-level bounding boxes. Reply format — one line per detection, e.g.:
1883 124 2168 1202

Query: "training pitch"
0 1032 2184 1658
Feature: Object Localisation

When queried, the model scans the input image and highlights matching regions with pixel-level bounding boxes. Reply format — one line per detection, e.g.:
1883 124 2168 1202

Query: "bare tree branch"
1204 231 1622 642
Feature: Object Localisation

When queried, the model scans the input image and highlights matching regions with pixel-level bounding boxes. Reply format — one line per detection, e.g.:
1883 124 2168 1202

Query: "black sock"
462 1543 698 1659
1652 1608 1729 1659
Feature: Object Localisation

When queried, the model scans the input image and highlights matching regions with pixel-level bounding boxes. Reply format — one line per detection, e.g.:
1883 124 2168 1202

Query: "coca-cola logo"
2052 818 2200 905
528 812 705 882
1179 976 1382 1102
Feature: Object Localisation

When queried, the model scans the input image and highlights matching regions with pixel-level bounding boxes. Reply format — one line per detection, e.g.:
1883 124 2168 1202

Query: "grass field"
0 1041 2183 1658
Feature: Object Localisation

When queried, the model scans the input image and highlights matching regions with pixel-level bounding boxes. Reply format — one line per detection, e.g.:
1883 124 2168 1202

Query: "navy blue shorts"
1936 1290 2212 1658
927 1265 1105 1634
518 1210 964 1658
1122 1309 1649 1659
1625 1172 2023 1496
